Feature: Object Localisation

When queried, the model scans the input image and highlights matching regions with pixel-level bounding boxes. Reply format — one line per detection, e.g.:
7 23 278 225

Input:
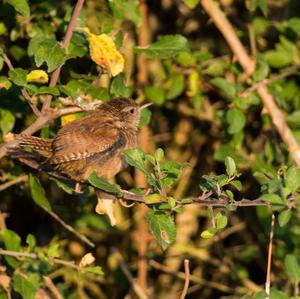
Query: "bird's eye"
129 108 135 114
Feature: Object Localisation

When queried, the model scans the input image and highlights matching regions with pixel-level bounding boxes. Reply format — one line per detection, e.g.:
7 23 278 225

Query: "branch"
42 207 95 248
112 248 149 299
0 175 28 192
265 213 275 299
0 248 80 270
42 0 85 111
242 65 300 95
200 0 300 168
179 259 190 299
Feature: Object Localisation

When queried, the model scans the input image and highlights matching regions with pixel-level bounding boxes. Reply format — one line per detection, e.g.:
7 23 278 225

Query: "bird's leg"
75 182 83 193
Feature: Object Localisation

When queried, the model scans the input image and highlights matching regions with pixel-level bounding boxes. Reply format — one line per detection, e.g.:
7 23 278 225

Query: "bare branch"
179 259 190 299
0 175 28 192
0 248 79 270
265 214 275 299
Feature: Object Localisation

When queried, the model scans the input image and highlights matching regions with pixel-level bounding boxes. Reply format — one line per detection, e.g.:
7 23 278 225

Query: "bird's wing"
49 116 125 164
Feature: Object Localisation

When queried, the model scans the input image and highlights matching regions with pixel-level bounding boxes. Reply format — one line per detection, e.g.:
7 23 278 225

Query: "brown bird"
17 98 147 186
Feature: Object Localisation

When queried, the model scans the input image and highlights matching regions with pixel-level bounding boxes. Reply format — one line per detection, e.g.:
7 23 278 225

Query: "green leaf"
135 35 189 59
286 111 300 129
284 254 300 282
226 109 246 134
215 212 228 229
144 193 165 204
50 177 75 195
34 38 65 72
155 148 164 162
230 180 242 191
29 174 52 211
166 73 184 100
13 274 37 299
8 68 27 86
47 242 60 258
211 77 236 99
269 289 288 299
88 172 122 194
146 211 176 250
109 0 141 27
183 0 199 9
144 86 165 105
2 229 21 268
138 108 152 128
252 59 269 82
110 75 132 97
26 234 36 252
0 110 15 135
225 156 236 177
5 0 30 16
82 266 104 276
249 0 268 16
285 166 300 194
278 209 292 227
124 147 149 173
37 86 60 96
2 229 21 251
260 193 284 205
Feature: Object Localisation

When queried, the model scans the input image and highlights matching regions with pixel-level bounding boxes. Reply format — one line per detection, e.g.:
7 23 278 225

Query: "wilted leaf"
95 192 117 226
79 253 95 268
83 28 124 77
146 211 176 250
135 35 189 59
26 70 48 84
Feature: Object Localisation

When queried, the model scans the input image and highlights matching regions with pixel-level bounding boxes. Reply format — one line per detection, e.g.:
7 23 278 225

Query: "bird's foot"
75 182 83 194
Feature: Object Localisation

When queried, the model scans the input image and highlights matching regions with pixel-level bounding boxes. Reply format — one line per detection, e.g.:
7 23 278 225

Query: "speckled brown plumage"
17 98 141 183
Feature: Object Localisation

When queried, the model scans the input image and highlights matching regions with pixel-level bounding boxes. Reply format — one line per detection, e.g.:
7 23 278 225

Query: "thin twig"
200 0 300 168
265 213 275 299
243 65 300 95
0 248 79 270
42 0 85 112
0 175 28 192
3 54 41 116
112 248 149 299
42 207 95 248
179 259 190 299
43 276 63 299
149 260 231 293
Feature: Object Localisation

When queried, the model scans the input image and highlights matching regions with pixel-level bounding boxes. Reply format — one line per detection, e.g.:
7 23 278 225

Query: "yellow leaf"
79 253 95 268
26 70 48 84
83 28 124 77
61 113 80 126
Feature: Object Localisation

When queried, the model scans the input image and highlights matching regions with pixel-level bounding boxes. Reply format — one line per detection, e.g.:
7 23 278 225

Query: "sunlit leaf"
83 28 124 77
146 211 176 250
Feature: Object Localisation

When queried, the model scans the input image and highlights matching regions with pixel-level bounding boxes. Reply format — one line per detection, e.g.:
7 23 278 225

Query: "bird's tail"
16 134 53 158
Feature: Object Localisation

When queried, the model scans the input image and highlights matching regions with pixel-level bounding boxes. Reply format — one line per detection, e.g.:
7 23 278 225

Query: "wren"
17 98 147 185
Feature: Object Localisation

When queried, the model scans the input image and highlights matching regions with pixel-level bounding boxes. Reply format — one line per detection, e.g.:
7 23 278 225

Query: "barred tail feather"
17 134 53 158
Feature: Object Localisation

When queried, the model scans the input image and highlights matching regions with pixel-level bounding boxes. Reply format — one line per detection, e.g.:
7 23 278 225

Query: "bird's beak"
139 102 152 110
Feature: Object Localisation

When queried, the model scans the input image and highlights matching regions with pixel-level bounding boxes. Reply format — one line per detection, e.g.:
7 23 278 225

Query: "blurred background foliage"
0 0 300 298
